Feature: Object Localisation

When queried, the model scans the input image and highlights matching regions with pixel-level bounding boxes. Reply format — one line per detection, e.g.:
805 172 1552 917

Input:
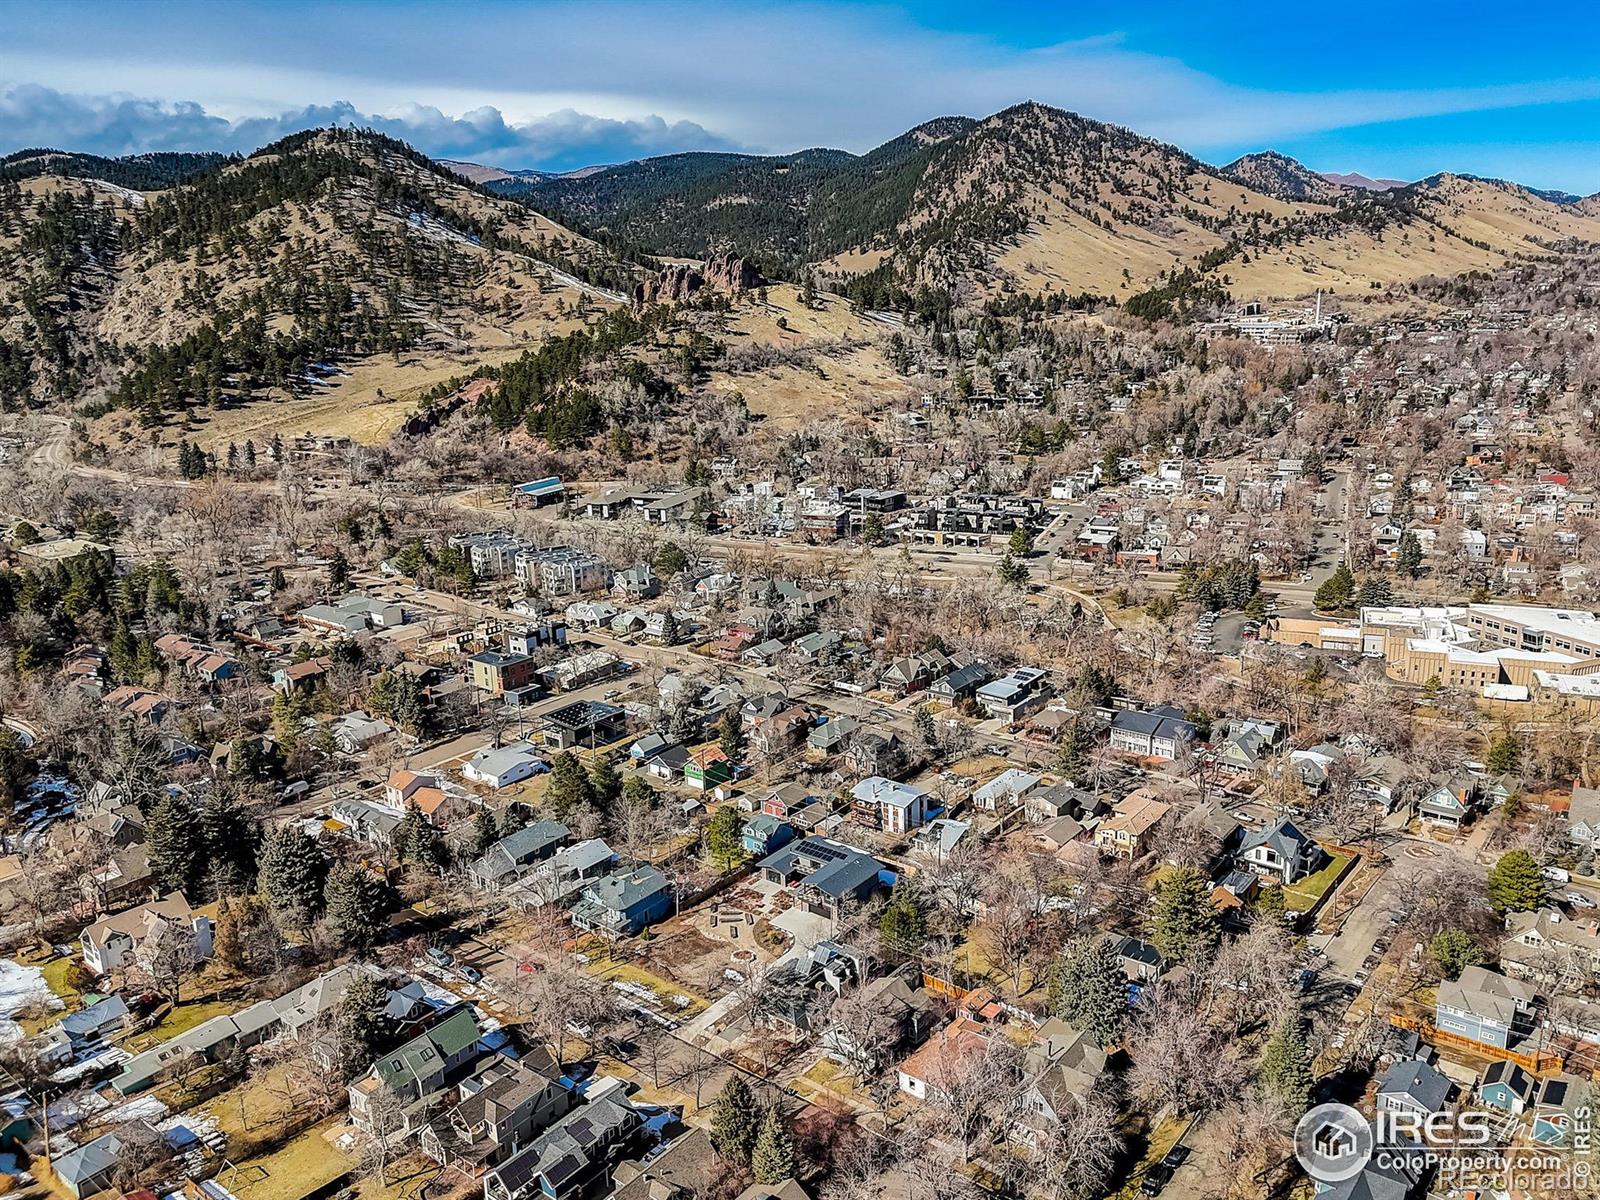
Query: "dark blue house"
742 813 795 856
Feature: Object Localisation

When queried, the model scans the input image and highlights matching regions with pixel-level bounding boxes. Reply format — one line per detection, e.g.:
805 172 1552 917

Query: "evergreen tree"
750 1106 795 1184
1427 929 1484 981
658 609 681 645
258 826 330 927
1486 850 1544 914
327 549 351 591
1355 575 1393 607
717 709 747 768
1259 1015 1313 1115
1054 718 1095 780
394 801 447 871
706 805 745 870
1047 935 1128 1046
588 753 622 809
1485 730 1522 776
546 751 595 821
710 1076 760 1163
996 551 1030 589
499 802 531 837
913 705 940 759
197 790 260 894
1313 563 1356 612
324 863 395 952
333 972 394 1080
470 808 500 857
1007 526 1035 556
146 791 204 895
1396 531 1424 579
1151 867 1220 963
268 565 286 592
878 880 928 953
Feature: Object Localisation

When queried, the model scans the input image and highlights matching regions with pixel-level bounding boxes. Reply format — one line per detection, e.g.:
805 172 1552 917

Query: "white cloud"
0 83 739 169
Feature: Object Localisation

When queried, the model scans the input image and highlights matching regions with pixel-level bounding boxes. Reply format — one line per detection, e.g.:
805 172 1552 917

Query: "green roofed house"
350 1008 487 1138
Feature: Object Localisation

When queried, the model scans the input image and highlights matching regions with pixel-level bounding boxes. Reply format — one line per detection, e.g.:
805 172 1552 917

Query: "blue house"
1480 1060 1536 1114
1533 1076 1586 1145
1434 966 1537 1050
742 814 795 857
569 867 674 935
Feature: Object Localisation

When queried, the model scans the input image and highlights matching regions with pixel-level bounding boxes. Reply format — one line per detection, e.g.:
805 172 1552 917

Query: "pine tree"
706 805 745 870
710 1075 760 1163
717 709 746 767
878 880 928 953
147 791 204 895
1152 867 1220 963
258 826 330 927
499 802 531 838
750 1106 795 1184
1427 929 1483 981
1485 731 1522 776
1259 1015 1312 1115
996 551 1030 589
1048 935 1128 1046
1486 850 1544 914
913 705 940 759
470 809 500 857
394 801 447 871
1396 531 1424 579
588 753 622 809
546 752 595 821
328 549 351 592
325 863 395 952
1313 563 1356 612
334 972 394 1080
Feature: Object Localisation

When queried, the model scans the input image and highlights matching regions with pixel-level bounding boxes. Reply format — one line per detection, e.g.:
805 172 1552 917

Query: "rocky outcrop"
702 251 765 294
633 253 765 306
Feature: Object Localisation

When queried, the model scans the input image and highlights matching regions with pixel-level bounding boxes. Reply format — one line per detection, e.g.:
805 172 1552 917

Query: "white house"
1237 817 1321 884
82 893 213 976
973 768 1042 813
851 776 931 834
463 742 550 789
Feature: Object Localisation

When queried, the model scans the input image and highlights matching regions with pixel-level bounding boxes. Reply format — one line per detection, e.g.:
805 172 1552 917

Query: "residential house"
1532 1076 1588 1146
974 667 1051 722
850 776 931 834
570 867 674 935
1567 784 1600 848
386 769 438 808
1480 1060 1537 1113
52 1128 139 1199
1108 706 1197 761
470 651 539 696
1237 817 1322 884
897 989 1006 1101
419 1052 575 1176
328 710 393 753
1500 907 1600 987
540 700 627 751
685 745 734 792
807 715 860 758
82 892 213 976
1418 771 1479 828
349 1009 488 1136
742 814 795 857
481 1093 641 1200
911 817 971 863
928 663 993 704
469 822 570 892
1376 1059 1452 1119
1015 1018 1111 1143
504 839 617 909
464 743 550 789
1435 966 1538 1050
760 837 887 922
880 652 953 695
1093 793 1171 859
973 768 1041 813
300 593 405 634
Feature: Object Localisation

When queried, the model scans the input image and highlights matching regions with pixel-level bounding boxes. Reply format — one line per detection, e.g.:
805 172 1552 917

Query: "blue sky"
4 0 1600 190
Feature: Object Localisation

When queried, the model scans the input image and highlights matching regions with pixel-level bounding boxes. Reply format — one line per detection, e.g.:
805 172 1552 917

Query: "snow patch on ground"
0 960 62 1043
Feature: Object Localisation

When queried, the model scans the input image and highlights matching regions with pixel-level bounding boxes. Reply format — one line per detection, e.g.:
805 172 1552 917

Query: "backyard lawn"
225 1119 355 1200
126 998 237 1051
1285 850 1355 913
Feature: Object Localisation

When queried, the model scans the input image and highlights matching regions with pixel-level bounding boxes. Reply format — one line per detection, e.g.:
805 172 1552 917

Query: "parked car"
1141 1146 1189 1196
1568 891 1597 909
1543 866 1572 885
458 965 483 984
426 947 454 968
